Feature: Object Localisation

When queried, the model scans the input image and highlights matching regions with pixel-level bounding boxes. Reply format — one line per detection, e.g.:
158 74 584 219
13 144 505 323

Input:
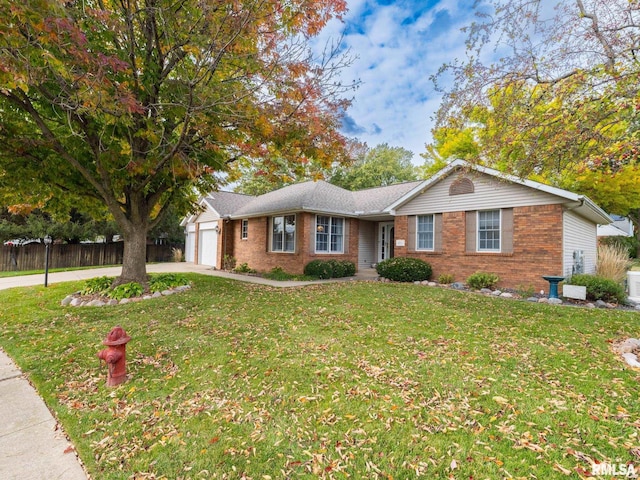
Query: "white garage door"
198 229 218 267
185 231 196 263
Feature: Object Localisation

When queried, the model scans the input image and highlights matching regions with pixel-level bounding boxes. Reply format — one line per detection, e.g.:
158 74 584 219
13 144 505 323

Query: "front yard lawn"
1 275 639 479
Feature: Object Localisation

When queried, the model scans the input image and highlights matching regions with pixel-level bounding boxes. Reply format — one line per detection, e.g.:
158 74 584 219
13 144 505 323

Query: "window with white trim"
315 215 344 253
241 219 248 239
416 215 434 250
478 210 500 251
271 215 296 252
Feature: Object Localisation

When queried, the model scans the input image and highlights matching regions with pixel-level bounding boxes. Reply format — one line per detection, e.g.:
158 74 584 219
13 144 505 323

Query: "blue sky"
315 0 480 164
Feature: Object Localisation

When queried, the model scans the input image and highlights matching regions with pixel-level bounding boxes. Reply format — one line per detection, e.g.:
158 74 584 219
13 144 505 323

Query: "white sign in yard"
562 285 587 300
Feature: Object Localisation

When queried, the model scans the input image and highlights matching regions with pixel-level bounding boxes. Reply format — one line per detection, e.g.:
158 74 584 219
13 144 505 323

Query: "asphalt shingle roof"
226 180 424 218
352 181 422 215
203 191 254 216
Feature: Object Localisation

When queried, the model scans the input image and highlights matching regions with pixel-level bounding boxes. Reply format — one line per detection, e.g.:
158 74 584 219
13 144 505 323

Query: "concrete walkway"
0 350 87 480
0 263 379 479
0 262 379 290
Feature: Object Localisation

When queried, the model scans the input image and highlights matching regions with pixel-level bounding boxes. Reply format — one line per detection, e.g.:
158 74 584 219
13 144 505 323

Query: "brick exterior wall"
394 204 564 292
227 213 359 274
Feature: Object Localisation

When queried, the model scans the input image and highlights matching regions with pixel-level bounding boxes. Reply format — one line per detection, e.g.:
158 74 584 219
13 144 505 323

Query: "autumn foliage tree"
430 0 640 241
0 0 352 284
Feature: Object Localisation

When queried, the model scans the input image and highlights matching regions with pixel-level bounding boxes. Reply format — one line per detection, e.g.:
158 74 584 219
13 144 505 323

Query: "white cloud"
313 1 480 164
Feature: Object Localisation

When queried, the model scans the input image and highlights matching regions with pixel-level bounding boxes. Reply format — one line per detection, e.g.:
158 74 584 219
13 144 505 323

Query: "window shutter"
407 216 416 251
434 213 443 252
465 211 476 252
502 208 513 253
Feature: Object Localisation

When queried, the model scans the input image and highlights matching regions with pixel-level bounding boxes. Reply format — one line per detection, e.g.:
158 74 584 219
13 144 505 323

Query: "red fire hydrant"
97 326 131 387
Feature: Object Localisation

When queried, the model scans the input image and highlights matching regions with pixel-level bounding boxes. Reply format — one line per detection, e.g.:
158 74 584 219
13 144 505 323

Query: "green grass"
1 275 639 478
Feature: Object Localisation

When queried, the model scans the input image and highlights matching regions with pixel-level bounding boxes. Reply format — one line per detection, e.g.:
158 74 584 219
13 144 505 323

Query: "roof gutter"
564 196 612 225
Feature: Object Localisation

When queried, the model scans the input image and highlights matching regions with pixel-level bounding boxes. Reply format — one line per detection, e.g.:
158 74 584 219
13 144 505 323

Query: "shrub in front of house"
466 271 500 290
438 273 455 284
304 259 356 279
567 274 626 304
304 260 333 279
327 259 356 278
375 257 432 282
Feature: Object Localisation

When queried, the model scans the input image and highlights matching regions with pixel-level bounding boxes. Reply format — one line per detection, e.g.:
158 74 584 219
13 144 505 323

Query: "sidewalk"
0 349 88 480
0 262 379 290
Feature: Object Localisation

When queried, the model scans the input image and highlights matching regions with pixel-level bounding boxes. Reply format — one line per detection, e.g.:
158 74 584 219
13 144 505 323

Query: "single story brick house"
182 160 611 291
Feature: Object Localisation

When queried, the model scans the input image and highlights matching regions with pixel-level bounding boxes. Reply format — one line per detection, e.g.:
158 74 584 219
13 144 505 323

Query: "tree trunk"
118 225 149 285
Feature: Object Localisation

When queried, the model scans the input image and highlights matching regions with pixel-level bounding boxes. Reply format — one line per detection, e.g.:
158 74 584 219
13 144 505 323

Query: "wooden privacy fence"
0 243 179 272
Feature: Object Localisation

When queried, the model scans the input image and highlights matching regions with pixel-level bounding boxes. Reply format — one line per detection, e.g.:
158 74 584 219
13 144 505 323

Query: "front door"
379 222 394 262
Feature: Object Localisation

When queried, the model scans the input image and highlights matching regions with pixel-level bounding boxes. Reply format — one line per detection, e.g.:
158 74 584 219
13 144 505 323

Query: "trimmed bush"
304 260 333 279
466 271 500 290
304 259 357 279
375 257 432 282
567 274 626 303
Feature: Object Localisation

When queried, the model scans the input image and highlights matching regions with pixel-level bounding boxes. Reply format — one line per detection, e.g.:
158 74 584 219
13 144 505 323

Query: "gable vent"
449 177 474 196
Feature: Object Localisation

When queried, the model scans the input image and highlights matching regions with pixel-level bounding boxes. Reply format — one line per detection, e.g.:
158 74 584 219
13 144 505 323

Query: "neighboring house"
597 214 634 238
183 160 611 291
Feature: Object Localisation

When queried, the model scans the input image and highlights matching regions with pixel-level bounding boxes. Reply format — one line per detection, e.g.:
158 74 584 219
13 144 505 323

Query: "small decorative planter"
628 271 640 302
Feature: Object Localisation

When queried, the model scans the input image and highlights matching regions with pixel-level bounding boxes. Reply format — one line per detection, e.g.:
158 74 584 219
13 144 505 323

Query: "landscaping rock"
421 280 429 285
492 290 502 296
527 297 538 303
451 282 465 290
161 289 175 296
636 304 640 311
107 299 118 306
428 282 437 287
61 295 74 306
548 298 563 305
152 291 162 298
70 298 83 306
119 298 130 304
538 298 549 303
143 295 152 300
480 288 492 294
622 352 640 368
414 281 421 285
614 338 640 354
87 299 105 307
586 303 595 309
500 292 513 298
595 300 608 309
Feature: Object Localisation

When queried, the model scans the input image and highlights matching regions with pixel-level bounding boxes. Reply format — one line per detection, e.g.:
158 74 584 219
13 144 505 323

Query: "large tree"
431 0 640 239
434 0 640 165
0 0 352 284
330 143 418 190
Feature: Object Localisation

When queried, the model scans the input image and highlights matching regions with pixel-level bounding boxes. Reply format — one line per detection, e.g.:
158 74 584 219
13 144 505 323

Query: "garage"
185 225 196 263
198 222 218 267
